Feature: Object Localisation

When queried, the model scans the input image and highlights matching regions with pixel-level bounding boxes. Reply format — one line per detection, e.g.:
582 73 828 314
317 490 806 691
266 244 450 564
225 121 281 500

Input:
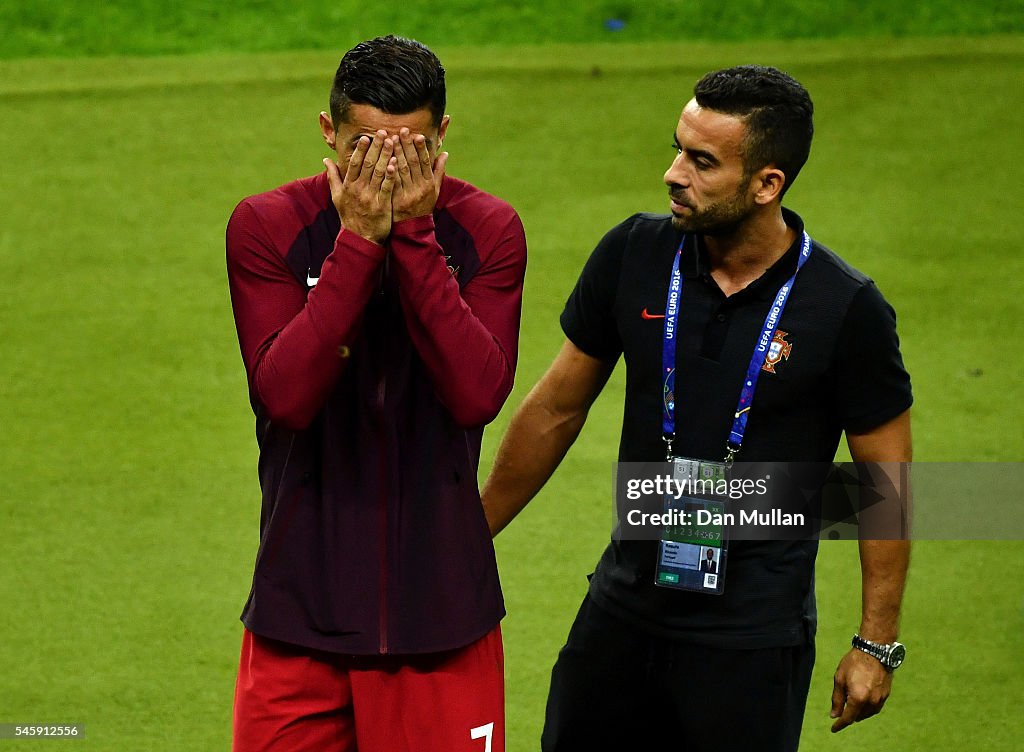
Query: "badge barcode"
703 574 717 589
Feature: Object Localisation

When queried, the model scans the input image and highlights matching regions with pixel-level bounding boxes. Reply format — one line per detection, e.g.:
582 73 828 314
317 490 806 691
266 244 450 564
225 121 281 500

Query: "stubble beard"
669 177 754 236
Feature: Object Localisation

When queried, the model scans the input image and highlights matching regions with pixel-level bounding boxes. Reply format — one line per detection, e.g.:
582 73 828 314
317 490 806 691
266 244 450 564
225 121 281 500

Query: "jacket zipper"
377 257 390 655
377 371 389 654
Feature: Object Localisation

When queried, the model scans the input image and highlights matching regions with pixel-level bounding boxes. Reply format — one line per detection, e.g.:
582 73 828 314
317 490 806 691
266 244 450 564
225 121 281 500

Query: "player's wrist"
391 213 435 233
856 619 899 644
851 634 907 671
338 225 388 251
339 217 388 245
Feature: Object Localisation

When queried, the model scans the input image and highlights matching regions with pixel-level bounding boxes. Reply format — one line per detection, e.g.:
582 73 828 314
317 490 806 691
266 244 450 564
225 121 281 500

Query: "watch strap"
852 634 905 670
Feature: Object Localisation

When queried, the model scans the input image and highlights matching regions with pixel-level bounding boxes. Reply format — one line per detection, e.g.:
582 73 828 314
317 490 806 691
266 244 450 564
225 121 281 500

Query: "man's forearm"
858 538 910 642
847 412 913 642
389 214 526 427
481 392 586 536
483 340 615 536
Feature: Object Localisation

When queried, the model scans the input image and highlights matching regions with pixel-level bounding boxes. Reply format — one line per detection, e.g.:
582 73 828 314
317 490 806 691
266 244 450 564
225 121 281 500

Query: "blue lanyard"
661 231 812 463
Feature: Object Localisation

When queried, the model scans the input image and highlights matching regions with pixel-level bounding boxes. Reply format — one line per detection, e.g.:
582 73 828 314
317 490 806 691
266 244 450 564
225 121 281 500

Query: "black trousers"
542 595 814 752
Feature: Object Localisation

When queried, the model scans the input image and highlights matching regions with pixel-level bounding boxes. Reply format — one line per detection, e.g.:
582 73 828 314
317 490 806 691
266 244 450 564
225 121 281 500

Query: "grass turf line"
1 0 1022 59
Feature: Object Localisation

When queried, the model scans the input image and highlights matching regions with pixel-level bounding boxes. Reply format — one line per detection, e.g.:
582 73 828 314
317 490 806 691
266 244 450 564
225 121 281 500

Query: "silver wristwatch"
852 634 906 671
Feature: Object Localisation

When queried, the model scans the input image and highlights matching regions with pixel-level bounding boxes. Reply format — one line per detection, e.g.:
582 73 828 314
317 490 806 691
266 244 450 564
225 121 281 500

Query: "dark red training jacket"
226 171 526 654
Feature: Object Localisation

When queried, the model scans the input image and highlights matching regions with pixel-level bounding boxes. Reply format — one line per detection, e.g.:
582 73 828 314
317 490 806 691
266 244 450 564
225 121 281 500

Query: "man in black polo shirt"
483 66 912 750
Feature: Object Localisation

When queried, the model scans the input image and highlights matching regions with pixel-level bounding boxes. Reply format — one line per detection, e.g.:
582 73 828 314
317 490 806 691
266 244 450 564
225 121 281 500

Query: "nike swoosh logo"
641 308 665 319
306 270 319 287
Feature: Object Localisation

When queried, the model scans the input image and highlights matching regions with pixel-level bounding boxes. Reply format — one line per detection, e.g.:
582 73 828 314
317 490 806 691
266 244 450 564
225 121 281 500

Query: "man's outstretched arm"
481 339 616 536
830 409 912 733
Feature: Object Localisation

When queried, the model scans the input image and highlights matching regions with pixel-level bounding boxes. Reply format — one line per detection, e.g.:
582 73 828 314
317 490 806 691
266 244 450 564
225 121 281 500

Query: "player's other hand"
391 127 448 223
324 130 396 245
829 648 892 733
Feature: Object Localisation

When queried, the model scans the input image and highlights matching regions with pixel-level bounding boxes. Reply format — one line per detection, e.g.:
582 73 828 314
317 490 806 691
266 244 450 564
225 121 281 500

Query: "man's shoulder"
589 212 675 261
436 177 526 262
606 211 673 231
438 176 520 225
227 174 331 264
227 173 332 258
571 212 675 290
798 238 903 339
234 173 328 223
613 211 675 242
631 211 674 226
806 239 874 290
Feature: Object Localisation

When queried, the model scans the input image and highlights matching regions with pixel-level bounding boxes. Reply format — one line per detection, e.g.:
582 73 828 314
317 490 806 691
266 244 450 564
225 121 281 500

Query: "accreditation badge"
654 457 729 595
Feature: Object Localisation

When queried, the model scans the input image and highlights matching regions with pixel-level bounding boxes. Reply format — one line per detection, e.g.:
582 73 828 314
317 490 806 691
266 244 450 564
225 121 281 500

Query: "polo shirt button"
716 313 727 322
301 471 313 484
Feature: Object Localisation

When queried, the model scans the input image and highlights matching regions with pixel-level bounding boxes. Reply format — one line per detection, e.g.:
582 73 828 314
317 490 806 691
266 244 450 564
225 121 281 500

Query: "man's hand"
830 648 892 732
324 130 396 245
391 127 448 223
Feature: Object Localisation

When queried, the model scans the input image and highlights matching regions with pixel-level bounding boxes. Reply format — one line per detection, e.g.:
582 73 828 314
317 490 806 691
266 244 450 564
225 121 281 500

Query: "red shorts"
232 626 504 752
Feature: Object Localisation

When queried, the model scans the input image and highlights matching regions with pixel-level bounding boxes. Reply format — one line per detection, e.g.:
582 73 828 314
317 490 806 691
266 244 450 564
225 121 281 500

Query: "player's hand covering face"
320 104 450 243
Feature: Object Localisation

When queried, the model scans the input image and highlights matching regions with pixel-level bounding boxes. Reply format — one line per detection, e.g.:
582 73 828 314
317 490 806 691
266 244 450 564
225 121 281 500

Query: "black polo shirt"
561 209 912 648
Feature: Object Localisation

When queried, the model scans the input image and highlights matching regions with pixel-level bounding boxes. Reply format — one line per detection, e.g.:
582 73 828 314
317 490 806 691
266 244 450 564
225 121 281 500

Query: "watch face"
888 644 906 669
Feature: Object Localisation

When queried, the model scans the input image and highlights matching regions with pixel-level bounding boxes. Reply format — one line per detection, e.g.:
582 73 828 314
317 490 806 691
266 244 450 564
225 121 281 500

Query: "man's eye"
671 143 683 155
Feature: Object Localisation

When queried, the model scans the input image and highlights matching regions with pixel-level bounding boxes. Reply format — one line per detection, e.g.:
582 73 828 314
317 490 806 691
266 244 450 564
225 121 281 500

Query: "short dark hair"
329 35 446 129
694 65 814 195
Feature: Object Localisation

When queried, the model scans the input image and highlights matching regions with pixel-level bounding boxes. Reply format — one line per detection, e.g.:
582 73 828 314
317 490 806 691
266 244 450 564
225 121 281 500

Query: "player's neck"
703 208 796 296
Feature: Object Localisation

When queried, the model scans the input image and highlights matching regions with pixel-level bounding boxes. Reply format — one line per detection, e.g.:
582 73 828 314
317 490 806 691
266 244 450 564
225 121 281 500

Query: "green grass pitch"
0 35 1022 750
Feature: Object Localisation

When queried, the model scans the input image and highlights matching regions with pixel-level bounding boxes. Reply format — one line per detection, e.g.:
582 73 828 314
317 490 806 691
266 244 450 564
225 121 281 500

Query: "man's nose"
664 156 689 188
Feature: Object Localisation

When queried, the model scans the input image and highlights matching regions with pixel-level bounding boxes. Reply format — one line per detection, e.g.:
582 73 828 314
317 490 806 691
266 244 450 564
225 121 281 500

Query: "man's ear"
319 111 337 150
753 165 787 205
437 114 451 149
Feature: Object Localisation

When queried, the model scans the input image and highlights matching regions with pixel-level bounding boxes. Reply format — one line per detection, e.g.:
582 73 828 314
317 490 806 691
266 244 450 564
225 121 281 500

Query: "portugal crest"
761 330 792 374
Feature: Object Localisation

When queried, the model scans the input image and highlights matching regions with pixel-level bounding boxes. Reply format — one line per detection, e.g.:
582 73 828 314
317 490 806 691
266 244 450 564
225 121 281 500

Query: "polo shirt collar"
683 208 807 301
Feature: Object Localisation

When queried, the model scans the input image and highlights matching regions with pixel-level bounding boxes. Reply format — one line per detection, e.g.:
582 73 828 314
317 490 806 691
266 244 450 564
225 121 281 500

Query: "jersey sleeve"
559 217 631 360
832 281 913 433
387 210 527 427
225 198 386 430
